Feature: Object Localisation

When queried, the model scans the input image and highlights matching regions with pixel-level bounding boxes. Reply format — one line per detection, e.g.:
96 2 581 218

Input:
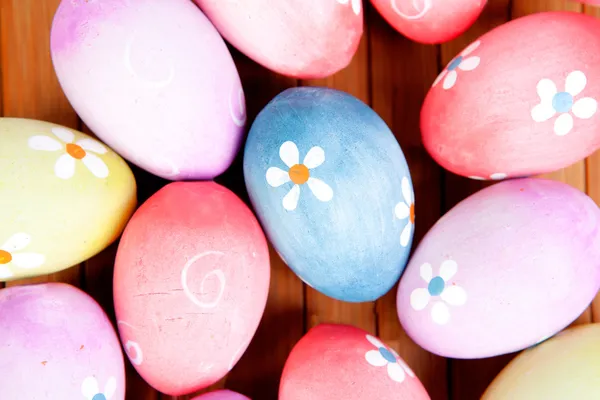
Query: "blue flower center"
378 347 397 363
552 92 574 113
447 56 463 71
428 276 445 296
92 394 107 400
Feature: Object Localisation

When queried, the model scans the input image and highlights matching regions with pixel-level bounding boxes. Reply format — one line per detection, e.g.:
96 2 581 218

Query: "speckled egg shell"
51 0 246 180
421 11 600 180
396 178 600 359
483 323 600 399
279 324 430 400
194 0 363 79
113 181 270 396
0 118 136 281
243 87 414 302
371 0 486 44
192 390 251 400
0 283 125 399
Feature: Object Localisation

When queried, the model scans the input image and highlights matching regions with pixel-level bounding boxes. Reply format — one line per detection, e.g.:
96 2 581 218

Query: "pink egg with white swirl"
50 0 246 180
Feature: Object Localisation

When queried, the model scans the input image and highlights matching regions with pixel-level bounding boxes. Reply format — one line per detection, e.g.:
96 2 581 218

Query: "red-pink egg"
280 324 430 400
113 182 270 396
370 0 486 44
421 11 600 180
193 0 363 79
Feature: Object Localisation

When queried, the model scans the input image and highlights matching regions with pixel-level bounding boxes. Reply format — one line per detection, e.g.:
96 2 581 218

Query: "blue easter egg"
243 87 414 302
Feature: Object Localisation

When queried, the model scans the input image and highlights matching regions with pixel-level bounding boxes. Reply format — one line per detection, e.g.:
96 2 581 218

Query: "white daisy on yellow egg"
0 233 45 279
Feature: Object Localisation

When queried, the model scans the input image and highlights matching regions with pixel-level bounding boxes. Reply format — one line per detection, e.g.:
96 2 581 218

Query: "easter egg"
113 181 270 396
194 0 363 79
279 324 430 400
421 11 600 180
192 390 250 400
0 283 125 399
482 323 600 399
371 0 486 44
50 0 246 180
243 87 414 302
396 178 600 359
0 118 136 281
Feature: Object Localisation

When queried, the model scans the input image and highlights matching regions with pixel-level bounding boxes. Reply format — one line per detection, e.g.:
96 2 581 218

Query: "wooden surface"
0 0 598 399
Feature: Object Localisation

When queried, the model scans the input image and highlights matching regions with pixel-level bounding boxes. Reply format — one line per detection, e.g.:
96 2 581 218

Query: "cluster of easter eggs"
2 0 600 398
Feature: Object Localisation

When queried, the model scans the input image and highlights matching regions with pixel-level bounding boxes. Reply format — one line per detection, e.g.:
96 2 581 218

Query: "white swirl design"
181 251 227 309
391 0 432 20
229 86 247 127
124 34 175 89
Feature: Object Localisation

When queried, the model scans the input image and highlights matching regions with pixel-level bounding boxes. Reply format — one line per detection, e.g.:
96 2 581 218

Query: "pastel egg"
0 283 125 399
0 118 136 281
421 11 600 180
482 323 600 399
51 0 246 180
194 0 363 79
243 87 414 302
396 178 600 359
371 0 486 44
113 181 270 396
279 324 430 400
192 390 250 400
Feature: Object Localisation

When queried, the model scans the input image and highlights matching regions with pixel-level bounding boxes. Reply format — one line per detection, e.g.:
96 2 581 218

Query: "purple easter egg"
0 283 125 398
192 389 250 399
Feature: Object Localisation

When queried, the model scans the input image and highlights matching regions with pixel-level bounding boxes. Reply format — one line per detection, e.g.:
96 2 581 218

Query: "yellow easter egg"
0 118 136 281
482 323 600 399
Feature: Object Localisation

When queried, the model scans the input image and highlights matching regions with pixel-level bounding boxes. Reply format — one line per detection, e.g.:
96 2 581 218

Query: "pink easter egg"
421 11 600 180
192 390 250 400
113 181 270 396
0 283 125 399
50 0 246 181
371 0 486 44
194 0 363 79
396 178 600 359
279 324 431 400
576 0 600 5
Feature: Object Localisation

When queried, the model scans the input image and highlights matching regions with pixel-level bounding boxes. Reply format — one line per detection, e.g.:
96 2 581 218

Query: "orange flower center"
289 164 310 185
410 204 415 224
66 143 86 160
0 250 12 264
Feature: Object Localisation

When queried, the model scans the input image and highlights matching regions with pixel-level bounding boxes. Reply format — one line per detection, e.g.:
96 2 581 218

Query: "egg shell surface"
0 117 136 281
0 283 125 399
279 323 430 400
50 0 246 180
370 0 486 44
194 0 363 79
192 390 250 400
397 178 600 358
243 87 414 302
113 181 270 396
421 11 600 180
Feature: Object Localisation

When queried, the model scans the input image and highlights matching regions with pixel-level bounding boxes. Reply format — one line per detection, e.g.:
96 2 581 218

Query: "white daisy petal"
104 377 117 399
0 266 13 279
394 202 410 219
439 259 458 281
28 135 62 151
266 167 291 187
431 302 451 325
81 376 100 399
365 349 387 367
1 233 31 252
572 97 598 119
55 154 76 179
307 177 333 202
536 78 557 101
303 146 325 169
469 176 485 180
397 357 416 378
461 40 480 56
82 154 109 178
458 56 480 71
432 70 447 88
419 263 433 282
52 127 75 143
11 253 45 269
410 288 430 311
387 362 406 383
76 138 107 154
338 0 349 3
400 223 412 247
279 141 299 168
366 334 385 349
351 0 361 15
565 70 587 97
531 103 556 122
282 185 301 211
554 113 574 136
443 70 458 90
440 285 467 306
490 173 507 180
401 177 413 205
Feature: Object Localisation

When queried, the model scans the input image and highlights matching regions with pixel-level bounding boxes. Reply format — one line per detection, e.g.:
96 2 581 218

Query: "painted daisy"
410 260 467 325
433 40 481 90
266 141 333 211
28 127 109 179
82 376 117 400
337 0 361 15
394 177 415 247
365 335 415 383
531 70 597 136
0 233 45 279
469 173 507 181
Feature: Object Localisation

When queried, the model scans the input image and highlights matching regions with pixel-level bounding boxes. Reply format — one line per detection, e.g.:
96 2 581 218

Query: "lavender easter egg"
243 87 414 302
396 178 600 359
51 0 246 180
421 11 600 180
192 390 250 400
113 181 270 396
0 283 125 399
280 324 430 400
371 0 487 44
194 0 363 79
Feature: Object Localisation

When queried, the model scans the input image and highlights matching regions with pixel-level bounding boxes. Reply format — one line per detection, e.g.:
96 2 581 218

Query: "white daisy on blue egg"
394 177 415 247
